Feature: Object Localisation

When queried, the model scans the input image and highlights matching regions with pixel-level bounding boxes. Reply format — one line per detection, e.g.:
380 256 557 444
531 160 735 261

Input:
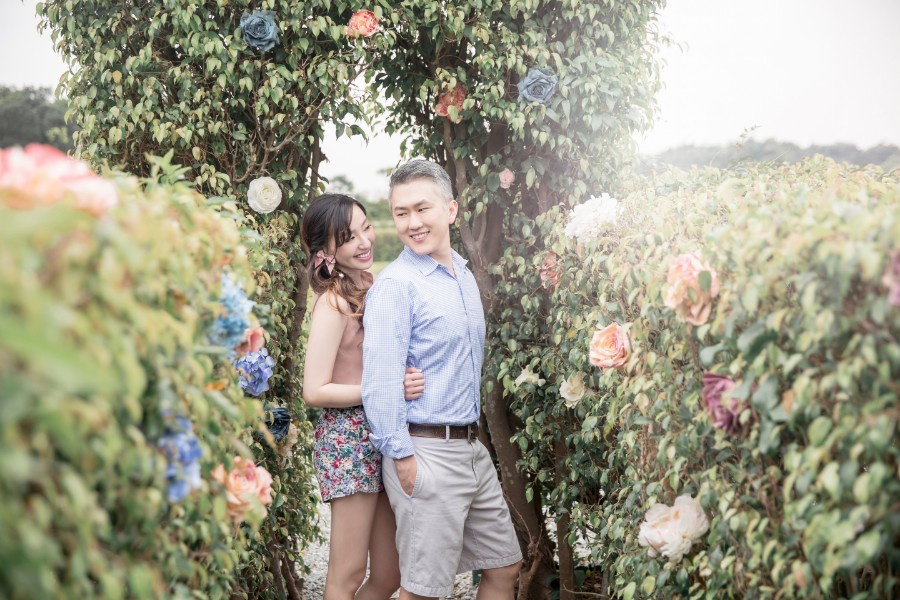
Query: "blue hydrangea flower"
209 274 254 349
517 67 558 104
158 417 203 503
240 10 280 52
234 348 275 396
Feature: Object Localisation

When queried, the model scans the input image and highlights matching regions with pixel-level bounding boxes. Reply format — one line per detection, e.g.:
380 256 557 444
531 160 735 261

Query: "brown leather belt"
408 422 479 441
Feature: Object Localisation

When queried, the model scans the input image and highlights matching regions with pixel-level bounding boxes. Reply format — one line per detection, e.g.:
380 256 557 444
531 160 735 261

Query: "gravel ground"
301 500 479 599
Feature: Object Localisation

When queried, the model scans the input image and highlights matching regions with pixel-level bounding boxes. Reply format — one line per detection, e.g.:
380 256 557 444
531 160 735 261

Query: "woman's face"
332 205 375 273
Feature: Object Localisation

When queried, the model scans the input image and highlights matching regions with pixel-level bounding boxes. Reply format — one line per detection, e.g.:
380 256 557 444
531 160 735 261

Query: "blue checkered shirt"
362 247 485 459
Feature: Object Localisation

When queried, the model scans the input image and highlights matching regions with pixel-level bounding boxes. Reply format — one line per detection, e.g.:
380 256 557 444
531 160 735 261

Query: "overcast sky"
3 0 899 198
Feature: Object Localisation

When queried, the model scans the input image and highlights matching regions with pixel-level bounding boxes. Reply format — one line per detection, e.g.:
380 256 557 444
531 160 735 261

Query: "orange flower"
589 323 630 369
212 457 274 522
539 252 562 289
235 326 266 355
345 9 379 38
435 84 467 123
664 251 720 326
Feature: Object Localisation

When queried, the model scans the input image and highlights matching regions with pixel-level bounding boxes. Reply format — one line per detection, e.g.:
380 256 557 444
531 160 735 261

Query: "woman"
301 193 424 599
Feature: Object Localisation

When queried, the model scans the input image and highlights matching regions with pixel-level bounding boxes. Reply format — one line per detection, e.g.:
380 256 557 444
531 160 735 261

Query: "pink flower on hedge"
435 84 467 123
235 326 266 356
0 144 117 215
499 168 515 189
212 457 274 522
589 323 630 369
539 252 562 289
345 9 379 38
664 251 720 326
701 373 748 434
882 249 900 307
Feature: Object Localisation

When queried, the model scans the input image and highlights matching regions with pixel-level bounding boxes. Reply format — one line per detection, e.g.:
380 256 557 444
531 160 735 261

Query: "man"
362 159 522 598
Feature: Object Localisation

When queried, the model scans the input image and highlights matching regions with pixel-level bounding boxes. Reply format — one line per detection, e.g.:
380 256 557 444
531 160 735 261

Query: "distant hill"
643 139 900 171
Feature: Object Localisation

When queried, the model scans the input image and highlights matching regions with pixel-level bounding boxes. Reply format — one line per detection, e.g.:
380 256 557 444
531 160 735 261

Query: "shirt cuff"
369 428 415 460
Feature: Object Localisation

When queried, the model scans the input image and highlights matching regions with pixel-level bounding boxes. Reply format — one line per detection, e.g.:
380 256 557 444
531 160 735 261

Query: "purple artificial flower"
701 374 747 434
234 348 275 396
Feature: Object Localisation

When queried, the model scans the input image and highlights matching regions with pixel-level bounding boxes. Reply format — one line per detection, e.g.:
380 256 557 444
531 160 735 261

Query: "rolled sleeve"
362 278 415 459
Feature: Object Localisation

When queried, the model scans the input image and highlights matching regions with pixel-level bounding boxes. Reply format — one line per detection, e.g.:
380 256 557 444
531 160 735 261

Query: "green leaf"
622 582 637 600
698 270 712 292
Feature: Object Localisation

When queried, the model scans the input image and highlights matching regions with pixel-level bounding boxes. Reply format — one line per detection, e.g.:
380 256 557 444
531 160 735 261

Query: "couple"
301 159 522 599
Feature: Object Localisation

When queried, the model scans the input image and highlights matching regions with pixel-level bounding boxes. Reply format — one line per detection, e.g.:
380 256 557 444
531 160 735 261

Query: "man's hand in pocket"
395 455 418 496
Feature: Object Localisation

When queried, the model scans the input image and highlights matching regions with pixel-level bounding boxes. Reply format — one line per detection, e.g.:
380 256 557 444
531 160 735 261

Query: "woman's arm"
302 293 363 409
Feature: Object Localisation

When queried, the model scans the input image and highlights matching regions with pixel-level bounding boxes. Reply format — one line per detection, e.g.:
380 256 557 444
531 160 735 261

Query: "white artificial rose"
514 367 545 389
563 193 619 242
247 176 282 213
559 372 587 407
638 494 709 565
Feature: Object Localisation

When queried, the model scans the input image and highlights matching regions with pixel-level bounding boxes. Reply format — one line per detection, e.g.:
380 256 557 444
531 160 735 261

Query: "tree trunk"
555 437 575 600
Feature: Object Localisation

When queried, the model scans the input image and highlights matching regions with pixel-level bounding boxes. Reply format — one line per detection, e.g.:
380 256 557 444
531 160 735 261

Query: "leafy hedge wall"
491 157 899 598
0 150 291 599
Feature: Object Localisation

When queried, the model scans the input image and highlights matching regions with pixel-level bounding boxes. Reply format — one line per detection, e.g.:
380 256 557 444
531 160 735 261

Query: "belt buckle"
467 424 476 441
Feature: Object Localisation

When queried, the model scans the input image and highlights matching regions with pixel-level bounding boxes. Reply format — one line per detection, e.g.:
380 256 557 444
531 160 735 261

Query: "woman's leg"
355 492 401 600
325 492 379 600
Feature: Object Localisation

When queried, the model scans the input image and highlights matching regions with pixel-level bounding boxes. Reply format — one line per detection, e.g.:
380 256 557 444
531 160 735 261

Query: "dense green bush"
0 152 284 599
491 157 899 598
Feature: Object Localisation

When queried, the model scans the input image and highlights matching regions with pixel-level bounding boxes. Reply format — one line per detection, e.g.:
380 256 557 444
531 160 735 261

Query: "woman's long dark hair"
300 193 370 320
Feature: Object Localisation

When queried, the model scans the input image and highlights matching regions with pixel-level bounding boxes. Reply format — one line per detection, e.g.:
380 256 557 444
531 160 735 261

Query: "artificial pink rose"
212 457 274 522
882 249 900 307
589 323 630 369
539 252 562 289
435 84 467 123
345 10 379 38
235 326 266 356
0 144 117 215
499 168 515 190
701 373 749 434
664 251 720 326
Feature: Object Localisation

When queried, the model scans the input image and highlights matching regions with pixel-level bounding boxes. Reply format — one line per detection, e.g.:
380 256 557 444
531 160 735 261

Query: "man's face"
390 179 458 260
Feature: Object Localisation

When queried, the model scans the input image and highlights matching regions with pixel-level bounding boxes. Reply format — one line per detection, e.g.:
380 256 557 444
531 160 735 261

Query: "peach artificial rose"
539 252 562 289
0 144 117 215
499 168 515 189
435 84 467 123
589 323 630 369
212 456 274 522
663 251 720 326
345 9 379 38
638 494 709 564
235 326 266 356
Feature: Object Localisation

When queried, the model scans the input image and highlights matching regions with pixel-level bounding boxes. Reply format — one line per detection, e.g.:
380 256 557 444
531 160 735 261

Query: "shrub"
0 149 277 599
492 157 900 598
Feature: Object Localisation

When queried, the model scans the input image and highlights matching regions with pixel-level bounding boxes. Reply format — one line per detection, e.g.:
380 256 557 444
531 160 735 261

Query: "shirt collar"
401 246 468 276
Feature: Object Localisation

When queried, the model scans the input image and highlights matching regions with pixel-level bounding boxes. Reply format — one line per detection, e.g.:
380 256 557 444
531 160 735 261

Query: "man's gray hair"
389 159 454 203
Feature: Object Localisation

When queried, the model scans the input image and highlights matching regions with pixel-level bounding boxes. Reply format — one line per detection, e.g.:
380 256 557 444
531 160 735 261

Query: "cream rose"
212 456 274 522
247 176 282 213
589 323 630 369
559 372 587 407
638 494 710 564
514 367 545 389
664 251 720 326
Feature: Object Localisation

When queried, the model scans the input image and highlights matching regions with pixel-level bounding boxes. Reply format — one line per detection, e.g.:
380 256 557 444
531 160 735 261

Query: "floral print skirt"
313 406 383 502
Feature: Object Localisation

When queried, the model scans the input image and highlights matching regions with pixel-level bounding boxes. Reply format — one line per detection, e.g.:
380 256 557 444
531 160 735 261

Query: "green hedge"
490 157 899 598
0 154 284 599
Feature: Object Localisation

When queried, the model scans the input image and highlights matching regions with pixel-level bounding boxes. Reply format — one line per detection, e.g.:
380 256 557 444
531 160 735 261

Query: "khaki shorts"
382 436 522 596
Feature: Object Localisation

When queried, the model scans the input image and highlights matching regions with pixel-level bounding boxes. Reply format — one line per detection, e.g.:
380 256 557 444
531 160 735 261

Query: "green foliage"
0 167 267 599
491 157 900 597
0 86 74 151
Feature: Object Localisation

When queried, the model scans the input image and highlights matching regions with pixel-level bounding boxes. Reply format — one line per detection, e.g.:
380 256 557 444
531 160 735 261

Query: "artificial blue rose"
240 10 280 52
261 406 291 442
517 67 558 105
158 417 203 502
234 348 275 396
